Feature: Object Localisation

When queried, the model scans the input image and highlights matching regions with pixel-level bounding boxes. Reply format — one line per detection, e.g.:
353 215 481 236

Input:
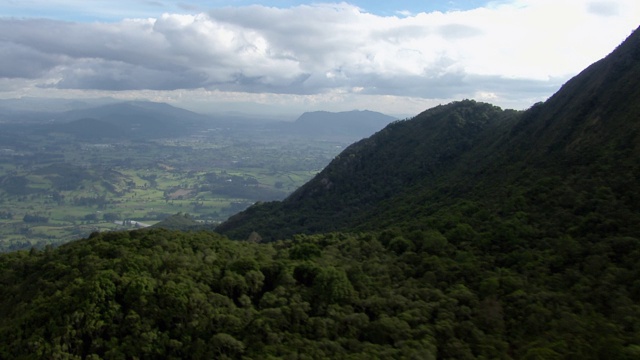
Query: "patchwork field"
0 130 346 251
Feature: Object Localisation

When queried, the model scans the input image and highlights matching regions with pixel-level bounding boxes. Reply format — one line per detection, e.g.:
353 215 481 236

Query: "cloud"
0 41 63 79
587 1 620 16
0 0 638 112
437 24 482 39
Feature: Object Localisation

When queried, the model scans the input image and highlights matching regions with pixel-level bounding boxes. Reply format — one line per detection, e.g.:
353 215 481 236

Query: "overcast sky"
0 1 638 117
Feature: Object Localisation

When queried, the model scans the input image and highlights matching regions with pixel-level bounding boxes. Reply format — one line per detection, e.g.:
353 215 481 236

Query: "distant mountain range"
45 101 211 140
0 99 396 141
0 97 120 113
277 110 397 140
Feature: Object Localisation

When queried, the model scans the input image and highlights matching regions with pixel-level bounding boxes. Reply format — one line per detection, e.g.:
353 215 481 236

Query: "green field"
0 131 346 251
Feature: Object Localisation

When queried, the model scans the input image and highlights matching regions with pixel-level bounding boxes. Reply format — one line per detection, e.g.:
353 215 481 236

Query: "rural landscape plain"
0 101 391 251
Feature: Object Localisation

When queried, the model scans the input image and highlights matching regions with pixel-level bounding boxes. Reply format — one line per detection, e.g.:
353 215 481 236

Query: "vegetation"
0 102 395 251
2 227 639 359
216 26 640 245
0 126 345 251
216 100 519 240
0 24 639 360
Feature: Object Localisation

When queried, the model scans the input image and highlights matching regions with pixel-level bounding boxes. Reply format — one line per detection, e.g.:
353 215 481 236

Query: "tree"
103 213 120 222
23 214 48 223
84 213 98 222
313 267 355 309
210 333 245 357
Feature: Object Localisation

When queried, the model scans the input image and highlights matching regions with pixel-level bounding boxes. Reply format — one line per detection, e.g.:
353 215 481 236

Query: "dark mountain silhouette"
279 110 397 140
0 97 122 124
1 99 397 141
217 26 640 242
505 26 640 166
45 101 211 139
0 100 214 139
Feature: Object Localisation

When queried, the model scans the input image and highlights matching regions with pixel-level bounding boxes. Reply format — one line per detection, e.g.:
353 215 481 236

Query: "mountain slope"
217 26 640 242
505 26 640 166
217 101 517 240
53 118 126 140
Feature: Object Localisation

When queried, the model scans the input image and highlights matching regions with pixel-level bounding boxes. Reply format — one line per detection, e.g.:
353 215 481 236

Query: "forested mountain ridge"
216 26 640 242
503 24 640 166
216 100 518 240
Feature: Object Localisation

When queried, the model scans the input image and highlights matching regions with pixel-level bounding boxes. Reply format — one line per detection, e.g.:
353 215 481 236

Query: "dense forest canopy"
2 228 639 359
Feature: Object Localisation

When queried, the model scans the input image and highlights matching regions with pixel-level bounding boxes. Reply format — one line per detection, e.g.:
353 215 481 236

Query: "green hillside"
216 100 519 241
1 26 639 360
216 26 640 243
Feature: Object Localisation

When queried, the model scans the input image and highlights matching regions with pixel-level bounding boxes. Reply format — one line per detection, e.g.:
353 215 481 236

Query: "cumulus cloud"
587 1 620 16
0 41 63 79
0 0 638 111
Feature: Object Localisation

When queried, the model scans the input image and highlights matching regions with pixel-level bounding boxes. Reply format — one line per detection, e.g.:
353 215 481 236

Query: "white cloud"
0 0 638 113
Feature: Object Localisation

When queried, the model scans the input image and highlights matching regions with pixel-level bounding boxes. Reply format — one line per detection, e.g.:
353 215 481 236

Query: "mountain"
53 118 126 140
0 100 214 139
45 101 212 139
0 97 122 124
216 26 640 243
216 100 518 240
281 110 397 140
504 26 640 166
1 99 396 141
0 97 120 113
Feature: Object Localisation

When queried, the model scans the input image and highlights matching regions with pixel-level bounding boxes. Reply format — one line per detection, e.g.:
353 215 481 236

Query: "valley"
0 114 356 251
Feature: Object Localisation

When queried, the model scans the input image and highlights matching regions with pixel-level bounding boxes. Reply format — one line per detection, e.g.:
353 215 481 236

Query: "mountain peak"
217 99 510 240
283 109 397 141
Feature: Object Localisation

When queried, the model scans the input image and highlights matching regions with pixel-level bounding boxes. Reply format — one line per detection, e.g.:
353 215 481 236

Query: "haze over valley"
0 99 396 250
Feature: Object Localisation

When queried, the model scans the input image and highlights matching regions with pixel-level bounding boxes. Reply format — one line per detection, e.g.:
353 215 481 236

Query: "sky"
0 1 638 118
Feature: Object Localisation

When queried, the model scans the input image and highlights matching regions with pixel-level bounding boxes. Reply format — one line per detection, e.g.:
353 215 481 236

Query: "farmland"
0 126 346 251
